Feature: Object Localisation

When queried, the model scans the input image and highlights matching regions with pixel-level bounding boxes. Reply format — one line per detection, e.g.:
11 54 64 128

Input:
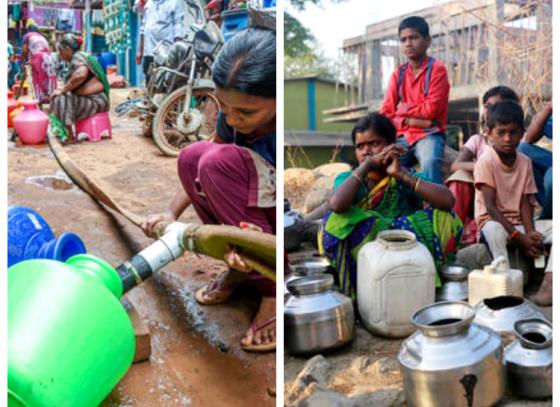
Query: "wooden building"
325 0 552 138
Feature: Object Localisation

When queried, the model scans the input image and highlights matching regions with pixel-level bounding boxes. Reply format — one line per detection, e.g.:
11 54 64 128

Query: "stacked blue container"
8 206 87 267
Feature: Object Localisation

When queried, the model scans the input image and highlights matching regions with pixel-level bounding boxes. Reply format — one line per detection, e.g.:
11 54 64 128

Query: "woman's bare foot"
241 296 276 352
194 269 248 305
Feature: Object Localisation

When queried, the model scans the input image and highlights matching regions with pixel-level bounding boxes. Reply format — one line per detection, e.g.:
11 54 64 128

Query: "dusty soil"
8 89 275 407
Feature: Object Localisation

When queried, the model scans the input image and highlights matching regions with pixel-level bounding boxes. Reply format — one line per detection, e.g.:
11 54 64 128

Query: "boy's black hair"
482 86 519 104
398 16 430 38
351 114 396 145
487 100 525 131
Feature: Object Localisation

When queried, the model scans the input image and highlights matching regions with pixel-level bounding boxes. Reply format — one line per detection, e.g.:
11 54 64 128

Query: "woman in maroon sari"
142 27 276 352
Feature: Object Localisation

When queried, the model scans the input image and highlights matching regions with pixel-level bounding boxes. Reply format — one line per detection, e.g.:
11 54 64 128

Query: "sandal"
194 275 236 305
241 316 276 353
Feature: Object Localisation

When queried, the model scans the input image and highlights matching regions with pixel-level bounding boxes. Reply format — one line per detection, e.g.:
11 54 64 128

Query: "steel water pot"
289 256 332 276
398 301 505 407
504 318 552 399
285 256 333 298
437 265 470 302
473 296 549 344
285 274 354 355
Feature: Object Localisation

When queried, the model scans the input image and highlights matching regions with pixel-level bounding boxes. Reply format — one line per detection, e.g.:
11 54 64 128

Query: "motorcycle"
151 15 224 156
116 0 221 150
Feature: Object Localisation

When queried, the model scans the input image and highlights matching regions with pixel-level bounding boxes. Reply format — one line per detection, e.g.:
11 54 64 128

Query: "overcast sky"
287 0 452 60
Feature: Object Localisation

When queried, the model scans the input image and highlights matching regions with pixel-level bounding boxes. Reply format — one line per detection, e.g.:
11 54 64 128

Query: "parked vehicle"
151 18 224 156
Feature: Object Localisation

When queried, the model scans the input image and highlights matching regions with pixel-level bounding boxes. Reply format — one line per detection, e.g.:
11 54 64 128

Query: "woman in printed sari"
142 27 276 352
50 34 110 143
20 25 57 105
321 114 463 299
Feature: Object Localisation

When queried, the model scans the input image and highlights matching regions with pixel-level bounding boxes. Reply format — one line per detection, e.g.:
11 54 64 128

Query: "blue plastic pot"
101 52 116 70
8 206 87 266
36 232 87 262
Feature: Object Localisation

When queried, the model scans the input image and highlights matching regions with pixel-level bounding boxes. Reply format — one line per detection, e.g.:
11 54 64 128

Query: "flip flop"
194 278 235 305
241 316 276 353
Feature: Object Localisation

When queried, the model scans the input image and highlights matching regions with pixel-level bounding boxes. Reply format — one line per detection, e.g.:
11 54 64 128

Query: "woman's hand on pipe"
223 222 264 273
224 244 253 273
141 211 176 238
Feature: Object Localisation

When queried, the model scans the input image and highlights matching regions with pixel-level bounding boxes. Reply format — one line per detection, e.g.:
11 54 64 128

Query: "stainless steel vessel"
436 265 470 302
504 318 552 399
398 301 504 407
288 256 331 276
285 274 354 355
285 256 332 297
473 296 549 344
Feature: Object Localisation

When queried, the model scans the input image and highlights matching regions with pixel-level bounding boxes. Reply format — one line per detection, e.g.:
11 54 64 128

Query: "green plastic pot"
8 254 135 407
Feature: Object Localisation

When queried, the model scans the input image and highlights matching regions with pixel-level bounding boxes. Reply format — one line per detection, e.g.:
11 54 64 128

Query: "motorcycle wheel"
152 86 219 157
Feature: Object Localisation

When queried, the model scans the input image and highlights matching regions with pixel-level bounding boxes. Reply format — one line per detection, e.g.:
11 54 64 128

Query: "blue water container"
101 52 117 70
96 54 105 72
8 206 87 267
222 9 250 41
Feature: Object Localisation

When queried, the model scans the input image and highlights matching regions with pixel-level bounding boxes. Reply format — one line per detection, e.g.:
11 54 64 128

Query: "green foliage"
285 12 314 58
285 0 348 77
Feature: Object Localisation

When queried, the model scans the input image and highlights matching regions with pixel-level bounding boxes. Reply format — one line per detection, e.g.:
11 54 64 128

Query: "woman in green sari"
321 114 463 299
50 34 110 143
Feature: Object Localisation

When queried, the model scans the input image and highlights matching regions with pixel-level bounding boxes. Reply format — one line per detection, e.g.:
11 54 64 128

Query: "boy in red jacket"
380 16 450 184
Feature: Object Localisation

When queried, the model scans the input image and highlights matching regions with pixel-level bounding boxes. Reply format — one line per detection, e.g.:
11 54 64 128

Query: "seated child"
448 86 519 242
474 100 552 305
379 16 450 185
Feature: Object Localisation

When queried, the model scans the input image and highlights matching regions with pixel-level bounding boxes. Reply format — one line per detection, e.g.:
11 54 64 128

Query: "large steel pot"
504 318 552 399
473 296 549 344
436 265 470 302
285 256 332 298
285 274 354 355
398 301 504 407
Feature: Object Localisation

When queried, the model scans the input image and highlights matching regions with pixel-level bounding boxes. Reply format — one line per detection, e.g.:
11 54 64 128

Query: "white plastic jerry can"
357 230 436 338
468 256 524 305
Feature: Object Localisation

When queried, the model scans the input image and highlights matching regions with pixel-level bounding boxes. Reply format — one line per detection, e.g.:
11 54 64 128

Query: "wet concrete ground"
8 90 275 406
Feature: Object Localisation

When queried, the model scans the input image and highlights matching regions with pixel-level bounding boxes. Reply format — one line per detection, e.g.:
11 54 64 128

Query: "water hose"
48 132 145 226
47 133 276 281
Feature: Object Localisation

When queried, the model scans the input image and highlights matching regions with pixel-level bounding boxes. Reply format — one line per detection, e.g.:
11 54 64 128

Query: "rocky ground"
284 164 552 407
8 89 275 406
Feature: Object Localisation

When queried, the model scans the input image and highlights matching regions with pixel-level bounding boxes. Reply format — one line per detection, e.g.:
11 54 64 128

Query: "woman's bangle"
351 171 363 184
413 177 422 193
401 170 413 186
509 229 520 240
